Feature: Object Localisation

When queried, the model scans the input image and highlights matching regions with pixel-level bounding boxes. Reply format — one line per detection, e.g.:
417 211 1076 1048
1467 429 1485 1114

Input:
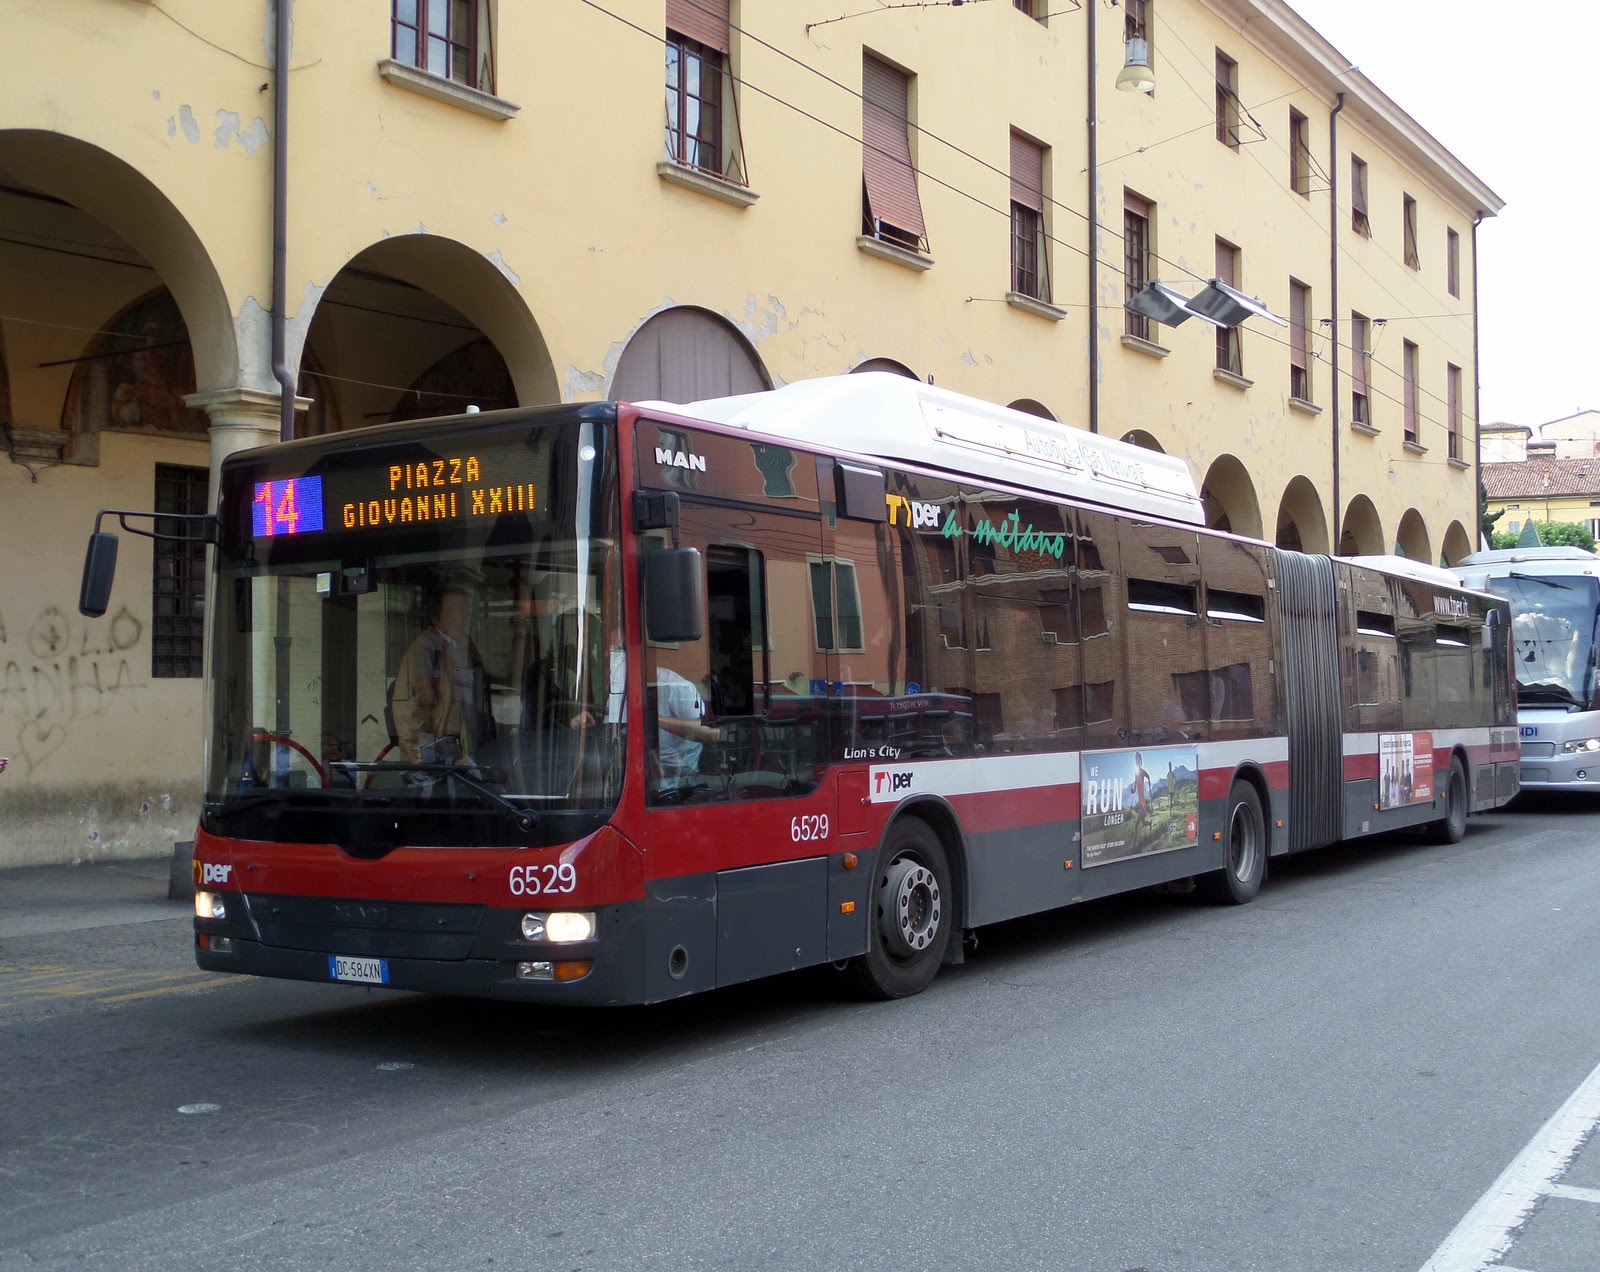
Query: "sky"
1285 0 1600 432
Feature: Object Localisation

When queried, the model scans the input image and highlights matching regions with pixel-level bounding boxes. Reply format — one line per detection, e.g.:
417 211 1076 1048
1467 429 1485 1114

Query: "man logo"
654 447 707 472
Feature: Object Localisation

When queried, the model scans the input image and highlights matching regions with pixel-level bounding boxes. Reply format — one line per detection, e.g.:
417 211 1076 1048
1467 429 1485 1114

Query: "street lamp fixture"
1115 37 1155 92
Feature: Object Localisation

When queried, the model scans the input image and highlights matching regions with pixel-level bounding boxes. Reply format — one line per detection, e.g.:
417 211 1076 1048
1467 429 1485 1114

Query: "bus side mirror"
644 547 703 643
79 532 119 618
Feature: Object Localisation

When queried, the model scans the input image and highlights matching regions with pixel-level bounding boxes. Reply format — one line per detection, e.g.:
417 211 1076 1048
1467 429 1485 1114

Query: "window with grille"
1009 131 1049 301
1403 194 1420 269
152 464 208 679
1351 312 1371 425
665 1 746 184
1289 108 1311 196
1403 340 1420 443
1215 238 1242 374
1124 191 1152 340
861 54 928 252
391 0 494 94
1447 363 1462 460
1215 51 1239 148
1447 227 1461 297
1351 156 1370 236
1289 279 1310 401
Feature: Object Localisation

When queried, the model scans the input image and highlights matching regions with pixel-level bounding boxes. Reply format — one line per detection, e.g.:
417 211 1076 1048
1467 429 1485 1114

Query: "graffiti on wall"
0 606 149 776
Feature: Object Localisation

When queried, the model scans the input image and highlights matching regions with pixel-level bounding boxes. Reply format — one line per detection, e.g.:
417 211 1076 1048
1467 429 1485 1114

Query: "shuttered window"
1447 363 1462 459
1289 108 1311 196
1351 156 1370 236
1447 227 1461 297
1215 238 1241 374
1351 313 1371 425
1403 340 1420 442
1403 194 1420 269
1123 191 1152 339
1289 279 1310 401
1215 52 1239 148
665 1 746 183
862 55 927 251
1009 131 1048 301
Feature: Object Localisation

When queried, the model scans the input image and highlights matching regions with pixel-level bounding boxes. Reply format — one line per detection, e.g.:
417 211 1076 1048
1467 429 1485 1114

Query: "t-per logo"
193 861 232 887
872 769 914 799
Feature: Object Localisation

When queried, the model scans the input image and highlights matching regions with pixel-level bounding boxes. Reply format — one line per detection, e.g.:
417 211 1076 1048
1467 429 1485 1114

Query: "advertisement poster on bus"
1379 731 1435 809
1081 744 1200 868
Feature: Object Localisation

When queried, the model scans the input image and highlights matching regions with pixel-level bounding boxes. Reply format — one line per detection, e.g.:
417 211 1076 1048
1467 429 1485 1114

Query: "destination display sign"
249 443 542 539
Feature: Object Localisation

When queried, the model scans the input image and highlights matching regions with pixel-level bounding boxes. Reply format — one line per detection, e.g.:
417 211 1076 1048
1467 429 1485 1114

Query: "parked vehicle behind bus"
81 375 1520 1004
1453 546 1600 791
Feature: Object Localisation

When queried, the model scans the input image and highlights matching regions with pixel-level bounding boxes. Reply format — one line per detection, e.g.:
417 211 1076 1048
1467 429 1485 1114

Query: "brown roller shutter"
1404 342 1418 420
862 55 926 238
1289 282 1307 366
1010 131 1044 212
1124 189 1151 217
1351 317 1369 396
1215 239 1235 287
666 0 729 53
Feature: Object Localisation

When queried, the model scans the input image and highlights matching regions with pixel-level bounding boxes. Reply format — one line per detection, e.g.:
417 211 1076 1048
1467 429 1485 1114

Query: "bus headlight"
1560 738 1600 753
521 911 596 943
195 891 226 921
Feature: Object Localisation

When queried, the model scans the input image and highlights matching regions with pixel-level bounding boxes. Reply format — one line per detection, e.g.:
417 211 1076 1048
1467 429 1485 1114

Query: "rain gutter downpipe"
1086 0 1099 433
1328 92 1344 551
1472 210 1485 548
272 0 295 442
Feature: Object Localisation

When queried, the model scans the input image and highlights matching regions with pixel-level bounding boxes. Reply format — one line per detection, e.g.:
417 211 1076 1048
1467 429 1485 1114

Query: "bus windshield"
1487 573 1600 711
204 419 624 849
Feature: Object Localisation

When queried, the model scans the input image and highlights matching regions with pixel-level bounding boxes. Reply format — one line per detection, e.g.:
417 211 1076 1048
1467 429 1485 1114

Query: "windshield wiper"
329 761 538 832
1509 572 1573 590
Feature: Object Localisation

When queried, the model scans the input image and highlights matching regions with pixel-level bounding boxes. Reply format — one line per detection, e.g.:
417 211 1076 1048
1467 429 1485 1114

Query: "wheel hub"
879 858 941 958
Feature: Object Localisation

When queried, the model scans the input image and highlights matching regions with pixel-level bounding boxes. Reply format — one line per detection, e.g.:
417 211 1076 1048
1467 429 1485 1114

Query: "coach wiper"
1518 682 1583 709
330 761 538 832
1508 572 1572 590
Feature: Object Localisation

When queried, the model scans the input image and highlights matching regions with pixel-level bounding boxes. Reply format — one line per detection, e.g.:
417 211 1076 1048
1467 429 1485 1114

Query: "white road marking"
1548 1183 1600 1205
1419 1057 1600 1272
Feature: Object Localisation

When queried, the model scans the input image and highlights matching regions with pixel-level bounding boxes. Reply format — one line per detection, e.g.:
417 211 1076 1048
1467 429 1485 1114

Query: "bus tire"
1198 780 1265 905
1428 756 1469 844
846 817 953 1000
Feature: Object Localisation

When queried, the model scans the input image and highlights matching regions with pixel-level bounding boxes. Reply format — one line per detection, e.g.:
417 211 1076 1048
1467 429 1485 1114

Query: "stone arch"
1440 520 1473 566
1199 454 1263 539
0 130 236 393
1275 476 1330 554
299 234 555 433
852 357 917 379
611 306 772 403
1008 398 1056 420
1340 494 1384 555
61 287 209 439
1395 508 1431 562
1120 429 1165 454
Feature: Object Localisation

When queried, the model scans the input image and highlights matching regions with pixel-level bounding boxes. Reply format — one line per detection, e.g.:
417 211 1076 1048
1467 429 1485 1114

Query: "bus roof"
649 373 1206 526
1344 555 1475 589
1451 546 1600 590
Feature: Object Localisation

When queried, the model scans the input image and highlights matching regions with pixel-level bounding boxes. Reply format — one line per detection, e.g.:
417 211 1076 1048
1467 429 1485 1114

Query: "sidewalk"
0 855 183 940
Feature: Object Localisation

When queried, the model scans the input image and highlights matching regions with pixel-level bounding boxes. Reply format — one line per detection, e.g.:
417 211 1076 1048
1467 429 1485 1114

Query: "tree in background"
1490 521 1596 552
1479 482 1504 542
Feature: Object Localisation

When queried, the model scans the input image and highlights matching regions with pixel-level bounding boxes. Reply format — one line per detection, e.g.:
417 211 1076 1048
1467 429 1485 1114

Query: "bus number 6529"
509 863 577 896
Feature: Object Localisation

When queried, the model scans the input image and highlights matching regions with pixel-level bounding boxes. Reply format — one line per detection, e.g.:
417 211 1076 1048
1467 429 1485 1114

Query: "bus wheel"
1198 781 1265 905
846 818 952 1000
1428 757 1469 844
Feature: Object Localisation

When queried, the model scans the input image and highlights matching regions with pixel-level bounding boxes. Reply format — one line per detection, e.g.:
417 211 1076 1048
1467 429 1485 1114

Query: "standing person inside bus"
391 581 494 766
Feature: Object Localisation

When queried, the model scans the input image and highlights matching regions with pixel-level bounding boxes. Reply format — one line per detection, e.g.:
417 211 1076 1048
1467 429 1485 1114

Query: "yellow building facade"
0 0 1501 864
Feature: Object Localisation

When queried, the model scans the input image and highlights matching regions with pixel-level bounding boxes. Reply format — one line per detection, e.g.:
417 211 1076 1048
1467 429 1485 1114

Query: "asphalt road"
3 795 1599 1272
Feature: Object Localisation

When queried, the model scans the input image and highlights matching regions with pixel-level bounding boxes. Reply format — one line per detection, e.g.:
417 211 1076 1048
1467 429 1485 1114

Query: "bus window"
1119 521 1204 745
1198 535 1274 741
644 503 831 805
1075 510 1125 750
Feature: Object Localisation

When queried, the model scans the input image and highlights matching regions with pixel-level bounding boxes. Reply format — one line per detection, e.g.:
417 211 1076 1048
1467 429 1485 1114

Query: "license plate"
328 954 389 985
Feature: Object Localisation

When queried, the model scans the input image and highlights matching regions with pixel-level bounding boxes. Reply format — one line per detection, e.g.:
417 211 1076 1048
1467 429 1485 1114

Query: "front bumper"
195 892 655 1005
1518 750 1600 790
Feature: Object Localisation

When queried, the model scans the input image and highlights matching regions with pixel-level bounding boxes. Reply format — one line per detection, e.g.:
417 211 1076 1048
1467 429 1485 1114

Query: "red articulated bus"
82 375 1520 1003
